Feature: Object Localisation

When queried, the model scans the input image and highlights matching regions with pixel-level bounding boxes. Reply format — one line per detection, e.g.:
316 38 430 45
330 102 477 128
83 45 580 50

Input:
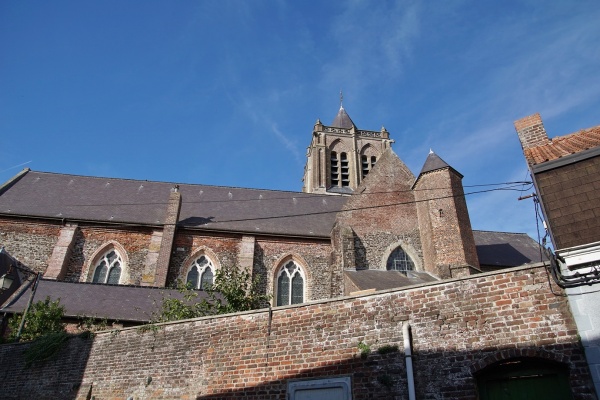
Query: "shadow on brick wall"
0 334 93 399
0 333 596 399
193 342 595 400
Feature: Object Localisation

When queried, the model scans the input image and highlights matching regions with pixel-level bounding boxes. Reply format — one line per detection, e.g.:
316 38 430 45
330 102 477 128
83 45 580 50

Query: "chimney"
514 113 549 150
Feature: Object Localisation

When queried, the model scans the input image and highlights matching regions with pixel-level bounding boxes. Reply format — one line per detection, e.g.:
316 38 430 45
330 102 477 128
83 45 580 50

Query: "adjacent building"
515 113 600 394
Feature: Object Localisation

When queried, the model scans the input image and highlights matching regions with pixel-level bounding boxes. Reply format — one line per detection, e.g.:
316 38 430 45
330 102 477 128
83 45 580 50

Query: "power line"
193 184 535 224
43 181 533 208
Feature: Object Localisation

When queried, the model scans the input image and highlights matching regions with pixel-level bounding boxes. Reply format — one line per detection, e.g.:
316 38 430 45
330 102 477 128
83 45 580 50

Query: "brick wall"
414 167 479 277
0 265 595 399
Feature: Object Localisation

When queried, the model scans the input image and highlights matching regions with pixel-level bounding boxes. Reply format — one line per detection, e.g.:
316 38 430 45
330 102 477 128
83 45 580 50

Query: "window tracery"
386 246 415 274
186 255 215 290
92 249 123 284
276 260 305 306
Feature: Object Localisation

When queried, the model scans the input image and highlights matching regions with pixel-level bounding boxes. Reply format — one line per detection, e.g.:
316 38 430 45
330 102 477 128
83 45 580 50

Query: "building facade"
0 106 595 398
0 106 546 318
515 113 600 394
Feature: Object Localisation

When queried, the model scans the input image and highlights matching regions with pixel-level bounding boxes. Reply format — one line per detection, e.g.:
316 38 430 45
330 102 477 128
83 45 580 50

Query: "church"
0 104 542 324
2 106 597 400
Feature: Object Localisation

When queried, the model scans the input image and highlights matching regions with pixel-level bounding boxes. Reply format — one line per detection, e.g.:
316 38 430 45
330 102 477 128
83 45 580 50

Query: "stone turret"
413 151 480 278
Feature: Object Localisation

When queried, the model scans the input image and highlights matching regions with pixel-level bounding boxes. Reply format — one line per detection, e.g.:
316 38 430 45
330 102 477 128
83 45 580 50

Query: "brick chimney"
514 113 549 150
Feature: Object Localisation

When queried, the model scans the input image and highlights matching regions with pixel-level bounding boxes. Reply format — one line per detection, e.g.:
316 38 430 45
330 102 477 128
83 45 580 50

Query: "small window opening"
331 151 339 187
340 152 349 187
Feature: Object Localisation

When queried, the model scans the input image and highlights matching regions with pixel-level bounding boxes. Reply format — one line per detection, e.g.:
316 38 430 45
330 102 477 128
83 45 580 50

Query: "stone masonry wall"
71 226 154 285
0 217 60 273
169 231 333 302
334 150 424 273
169 230 241 286
0 218 157 284
0 265 595 399
255 236 332 301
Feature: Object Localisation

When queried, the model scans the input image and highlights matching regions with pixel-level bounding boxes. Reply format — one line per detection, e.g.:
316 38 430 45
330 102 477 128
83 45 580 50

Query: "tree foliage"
8 296 65 342
152 266 271 323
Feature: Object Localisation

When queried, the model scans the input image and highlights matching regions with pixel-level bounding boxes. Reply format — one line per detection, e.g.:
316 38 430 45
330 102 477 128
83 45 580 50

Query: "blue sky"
1 1 599 241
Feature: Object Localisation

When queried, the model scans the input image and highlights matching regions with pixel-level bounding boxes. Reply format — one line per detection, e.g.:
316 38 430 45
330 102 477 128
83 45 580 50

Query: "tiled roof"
524 125 600 165
0 170 348 238
0 280 212 322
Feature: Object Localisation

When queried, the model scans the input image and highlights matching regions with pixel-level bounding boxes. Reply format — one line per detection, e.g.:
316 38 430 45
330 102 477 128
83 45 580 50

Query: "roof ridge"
22 170 339 197
472 229 528 235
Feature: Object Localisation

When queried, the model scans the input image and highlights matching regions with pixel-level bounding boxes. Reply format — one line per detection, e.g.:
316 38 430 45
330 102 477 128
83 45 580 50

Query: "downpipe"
403 322 416 400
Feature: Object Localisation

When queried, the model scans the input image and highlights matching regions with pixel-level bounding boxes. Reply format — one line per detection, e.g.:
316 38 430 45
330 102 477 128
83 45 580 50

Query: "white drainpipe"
403 322 416 400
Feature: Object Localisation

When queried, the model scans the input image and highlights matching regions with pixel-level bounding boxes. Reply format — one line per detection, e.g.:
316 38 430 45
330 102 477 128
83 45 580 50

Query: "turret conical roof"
419 150 454 175
331 106 356 129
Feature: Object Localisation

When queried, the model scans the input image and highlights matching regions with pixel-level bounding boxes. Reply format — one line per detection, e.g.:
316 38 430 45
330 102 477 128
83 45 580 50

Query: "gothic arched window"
276 261 305 306
186 255 215 290
92 249 123 284
386 246 415 274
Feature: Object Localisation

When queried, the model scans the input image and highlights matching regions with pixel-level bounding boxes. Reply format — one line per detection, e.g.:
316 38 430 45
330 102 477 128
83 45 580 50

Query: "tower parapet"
302 104 393 194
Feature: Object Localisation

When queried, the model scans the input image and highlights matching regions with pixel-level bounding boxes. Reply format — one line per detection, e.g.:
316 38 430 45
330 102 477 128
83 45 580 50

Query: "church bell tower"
302 99 394 194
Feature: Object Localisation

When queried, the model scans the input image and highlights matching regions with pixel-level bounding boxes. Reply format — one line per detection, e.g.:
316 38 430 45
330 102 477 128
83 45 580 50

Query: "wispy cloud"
270 123 303 164
320 1 421 96
235 92 304 166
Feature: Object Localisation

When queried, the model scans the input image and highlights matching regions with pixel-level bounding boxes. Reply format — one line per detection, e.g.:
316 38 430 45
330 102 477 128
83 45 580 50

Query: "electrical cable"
31 181 533 208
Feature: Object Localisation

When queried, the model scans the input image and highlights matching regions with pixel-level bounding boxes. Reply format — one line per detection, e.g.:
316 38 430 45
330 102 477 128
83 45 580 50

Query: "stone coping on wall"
92 262 550 335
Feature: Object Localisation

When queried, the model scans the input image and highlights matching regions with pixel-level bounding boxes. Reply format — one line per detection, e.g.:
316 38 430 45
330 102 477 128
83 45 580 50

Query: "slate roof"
331 106 356 129
345 270 437 292
473 230 546 267
0 170 348 238
418 150 455 176
0 279 212 322
524 124 600 166
345 231 543 292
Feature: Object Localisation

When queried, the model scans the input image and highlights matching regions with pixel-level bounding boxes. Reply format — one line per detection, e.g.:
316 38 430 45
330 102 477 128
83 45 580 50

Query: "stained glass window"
187 255 215 290
92 249 123 284
386 246 415 274
277 261 305 306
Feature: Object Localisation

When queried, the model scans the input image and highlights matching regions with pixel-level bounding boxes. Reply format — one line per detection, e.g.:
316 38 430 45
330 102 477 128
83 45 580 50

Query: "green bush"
151 266 271 324
8 296 65 342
